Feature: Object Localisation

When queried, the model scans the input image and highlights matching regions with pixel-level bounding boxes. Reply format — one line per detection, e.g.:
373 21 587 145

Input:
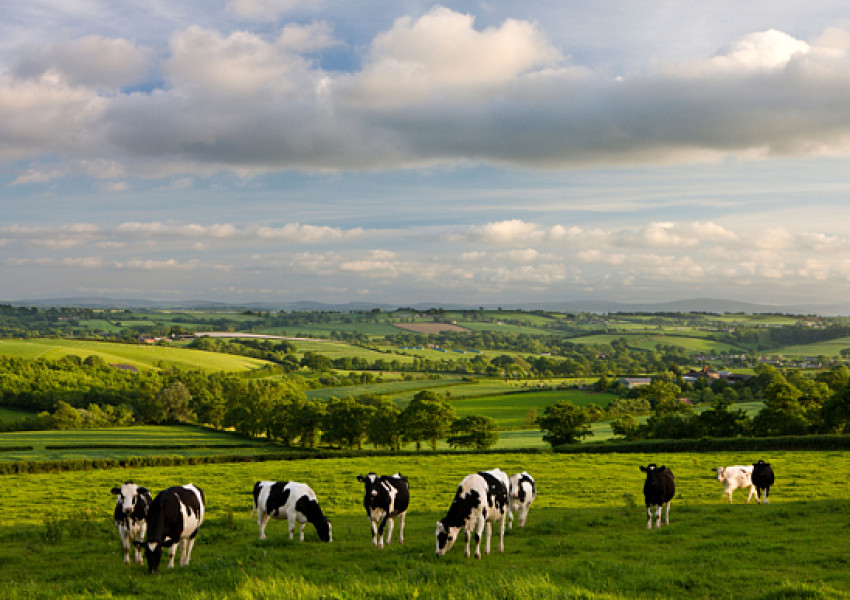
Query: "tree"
822 383 850 433
156 382 195 423
447 414 500 450
400 391 455 451
536 400 592 447
611 414 641 440
362 395 403 451
322 398 374 449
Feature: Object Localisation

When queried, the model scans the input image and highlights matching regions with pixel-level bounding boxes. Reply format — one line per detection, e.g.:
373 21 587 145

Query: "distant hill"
5 296 850 316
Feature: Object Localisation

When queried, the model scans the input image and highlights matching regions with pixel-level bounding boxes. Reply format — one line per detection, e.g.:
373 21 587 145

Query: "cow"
252 481 332 543
508 471 536 529
640 464 675 529
134 484 205 573
110 482 152 565
435 468 509 559
356 472 409 548
751 460 775 504
714 465 757 503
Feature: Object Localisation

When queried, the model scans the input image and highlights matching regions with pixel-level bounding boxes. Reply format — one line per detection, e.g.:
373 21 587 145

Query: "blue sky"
3 1 850 307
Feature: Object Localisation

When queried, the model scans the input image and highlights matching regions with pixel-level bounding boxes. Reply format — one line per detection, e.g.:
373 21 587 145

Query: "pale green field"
0 338 273 372
771 336 850 358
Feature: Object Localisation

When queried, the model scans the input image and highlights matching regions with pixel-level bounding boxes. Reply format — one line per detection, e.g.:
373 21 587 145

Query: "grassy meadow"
0 339 272 372
1 451 849 599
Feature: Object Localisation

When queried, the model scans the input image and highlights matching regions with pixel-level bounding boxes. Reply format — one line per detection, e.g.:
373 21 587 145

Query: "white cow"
508 471 536 529
252 481 332 542
110 482 152 565
435 468 510 559
714 465 757 503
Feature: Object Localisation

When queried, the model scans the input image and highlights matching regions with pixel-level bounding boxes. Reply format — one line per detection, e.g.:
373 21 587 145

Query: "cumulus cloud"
4 8 850 179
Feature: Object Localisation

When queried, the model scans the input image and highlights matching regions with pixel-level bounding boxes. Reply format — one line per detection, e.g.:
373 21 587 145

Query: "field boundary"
556 434 850 453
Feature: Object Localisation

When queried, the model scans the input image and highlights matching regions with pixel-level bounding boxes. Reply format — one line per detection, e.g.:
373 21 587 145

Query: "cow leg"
398 512 405 545
258 513 271 540
167 544 178 568
519 505 528 528
663 501 671 526
385 516 395 547
747 486 756 503
182 538 195 567
120 530 131 565
369 519 379 547
134 524 146 564
498 515 506 553
475 519 485 559
288 515 296 540
646 506 653 529
484 521 492 555
464 528 472 558
299 522 306 542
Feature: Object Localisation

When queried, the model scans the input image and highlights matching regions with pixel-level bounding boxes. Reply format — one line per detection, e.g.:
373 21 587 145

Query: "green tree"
447 414 500 450
322 398 374 449
400 391 456 451
536 400 592 447
362 395 403 451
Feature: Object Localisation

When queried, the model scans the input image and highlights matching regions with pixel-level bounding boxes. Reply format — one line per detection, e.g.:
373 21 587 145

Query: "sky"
3 1 850 308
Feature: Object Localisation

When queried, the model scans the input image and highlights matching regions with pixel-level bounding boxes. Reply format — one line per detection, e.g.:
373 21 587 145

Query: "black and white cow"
356 472 409 548
252 481 332 542
135 484 205 573
110 482 152 565
508 471 536 529
751 459 775 504
640 464 675 529
435 468 509 559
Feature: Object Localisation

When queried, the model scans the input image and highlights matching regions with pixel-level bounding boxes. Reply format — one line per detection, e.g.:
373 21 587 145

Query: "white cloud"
227 0 315 21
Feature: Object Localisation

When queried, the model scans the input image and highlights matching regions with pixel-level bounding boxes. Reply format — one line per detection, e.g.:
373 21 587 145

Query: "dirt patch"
393 323 470 334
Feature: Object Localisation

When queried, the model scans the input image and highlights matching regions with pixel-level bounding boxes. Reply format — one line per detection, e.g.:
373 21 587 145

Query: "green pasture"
305 378 460 402
447 389 617 430
628 335 744 354
771 336 850 358
0 338 272 372
0 406 33 423
1 451 848 599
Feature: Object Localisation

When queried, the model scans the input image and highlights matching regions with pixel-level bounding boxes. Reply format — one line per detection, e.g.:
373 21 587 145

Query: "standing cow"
252 481 332 542
435 468 510 559
508 471 536 529
110 482 152 565
135 484 205 573
714 465 757 503
751 460 775 504
640 464 675 529
356 472 409 548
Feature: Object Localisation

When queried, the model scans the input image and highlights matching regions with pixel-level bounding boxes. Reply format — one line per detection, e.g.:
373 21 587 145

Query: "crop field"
0 339 272 372
1 451 848 599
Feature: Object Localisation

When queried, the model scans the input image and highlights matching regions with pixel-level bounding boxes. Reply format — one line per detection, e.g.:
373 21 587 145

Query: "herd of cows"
110 460 774 573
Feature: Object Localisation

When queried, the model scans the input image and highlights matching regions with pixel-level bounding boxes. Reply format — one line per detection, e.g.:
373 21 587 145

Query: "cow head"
315 518 332 543
640 464 669 487
111 482 143 515
133 540 163 573
357 473 380 499
713 467 726 481
435 520 459 556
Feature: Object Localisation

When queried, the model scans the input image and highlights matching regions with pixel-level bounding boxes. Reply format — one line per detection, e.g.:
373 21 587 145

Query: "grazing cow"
751 460 775 504
435 468 509 559
356 472 409 548
640 464 675 529
714 465 757 503
508 471 536 529
110 482 152 565
252 481 332 542
135 484 205 573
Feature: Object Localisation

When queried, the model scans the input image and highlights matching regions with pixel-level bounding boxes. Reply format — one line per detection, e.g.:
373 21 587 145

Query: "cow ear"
111 487 121 495
639 466 647 472
356 476 365 482
659 466 667 472
138 487 149 495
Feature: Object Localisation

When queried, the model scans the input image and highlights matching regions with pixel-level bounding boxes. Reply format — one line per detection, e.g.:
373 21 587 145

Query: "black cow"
356 472 409 548
135 484 205 573
751 460 775 504
640 464 675 529
435 468 510 559
110 482 152 565
252 481 332 542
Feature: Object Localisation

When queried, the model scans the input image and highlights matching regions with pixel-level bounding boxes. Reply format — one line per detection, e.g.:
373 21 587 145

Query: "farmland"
1 451 848 599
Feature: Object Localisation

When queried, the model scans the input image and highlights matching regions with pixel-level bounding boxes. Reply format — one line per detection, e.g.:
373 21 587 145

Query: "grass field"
772 336 850 358
0 338 273 372
1 451 848 599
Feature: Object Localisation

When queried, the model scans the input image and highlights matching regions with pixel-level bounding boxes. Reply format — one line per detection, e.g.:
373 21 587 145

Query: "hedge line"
0 445 34 453
555 434 850 454
0 446 548 475
42 443 262 451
